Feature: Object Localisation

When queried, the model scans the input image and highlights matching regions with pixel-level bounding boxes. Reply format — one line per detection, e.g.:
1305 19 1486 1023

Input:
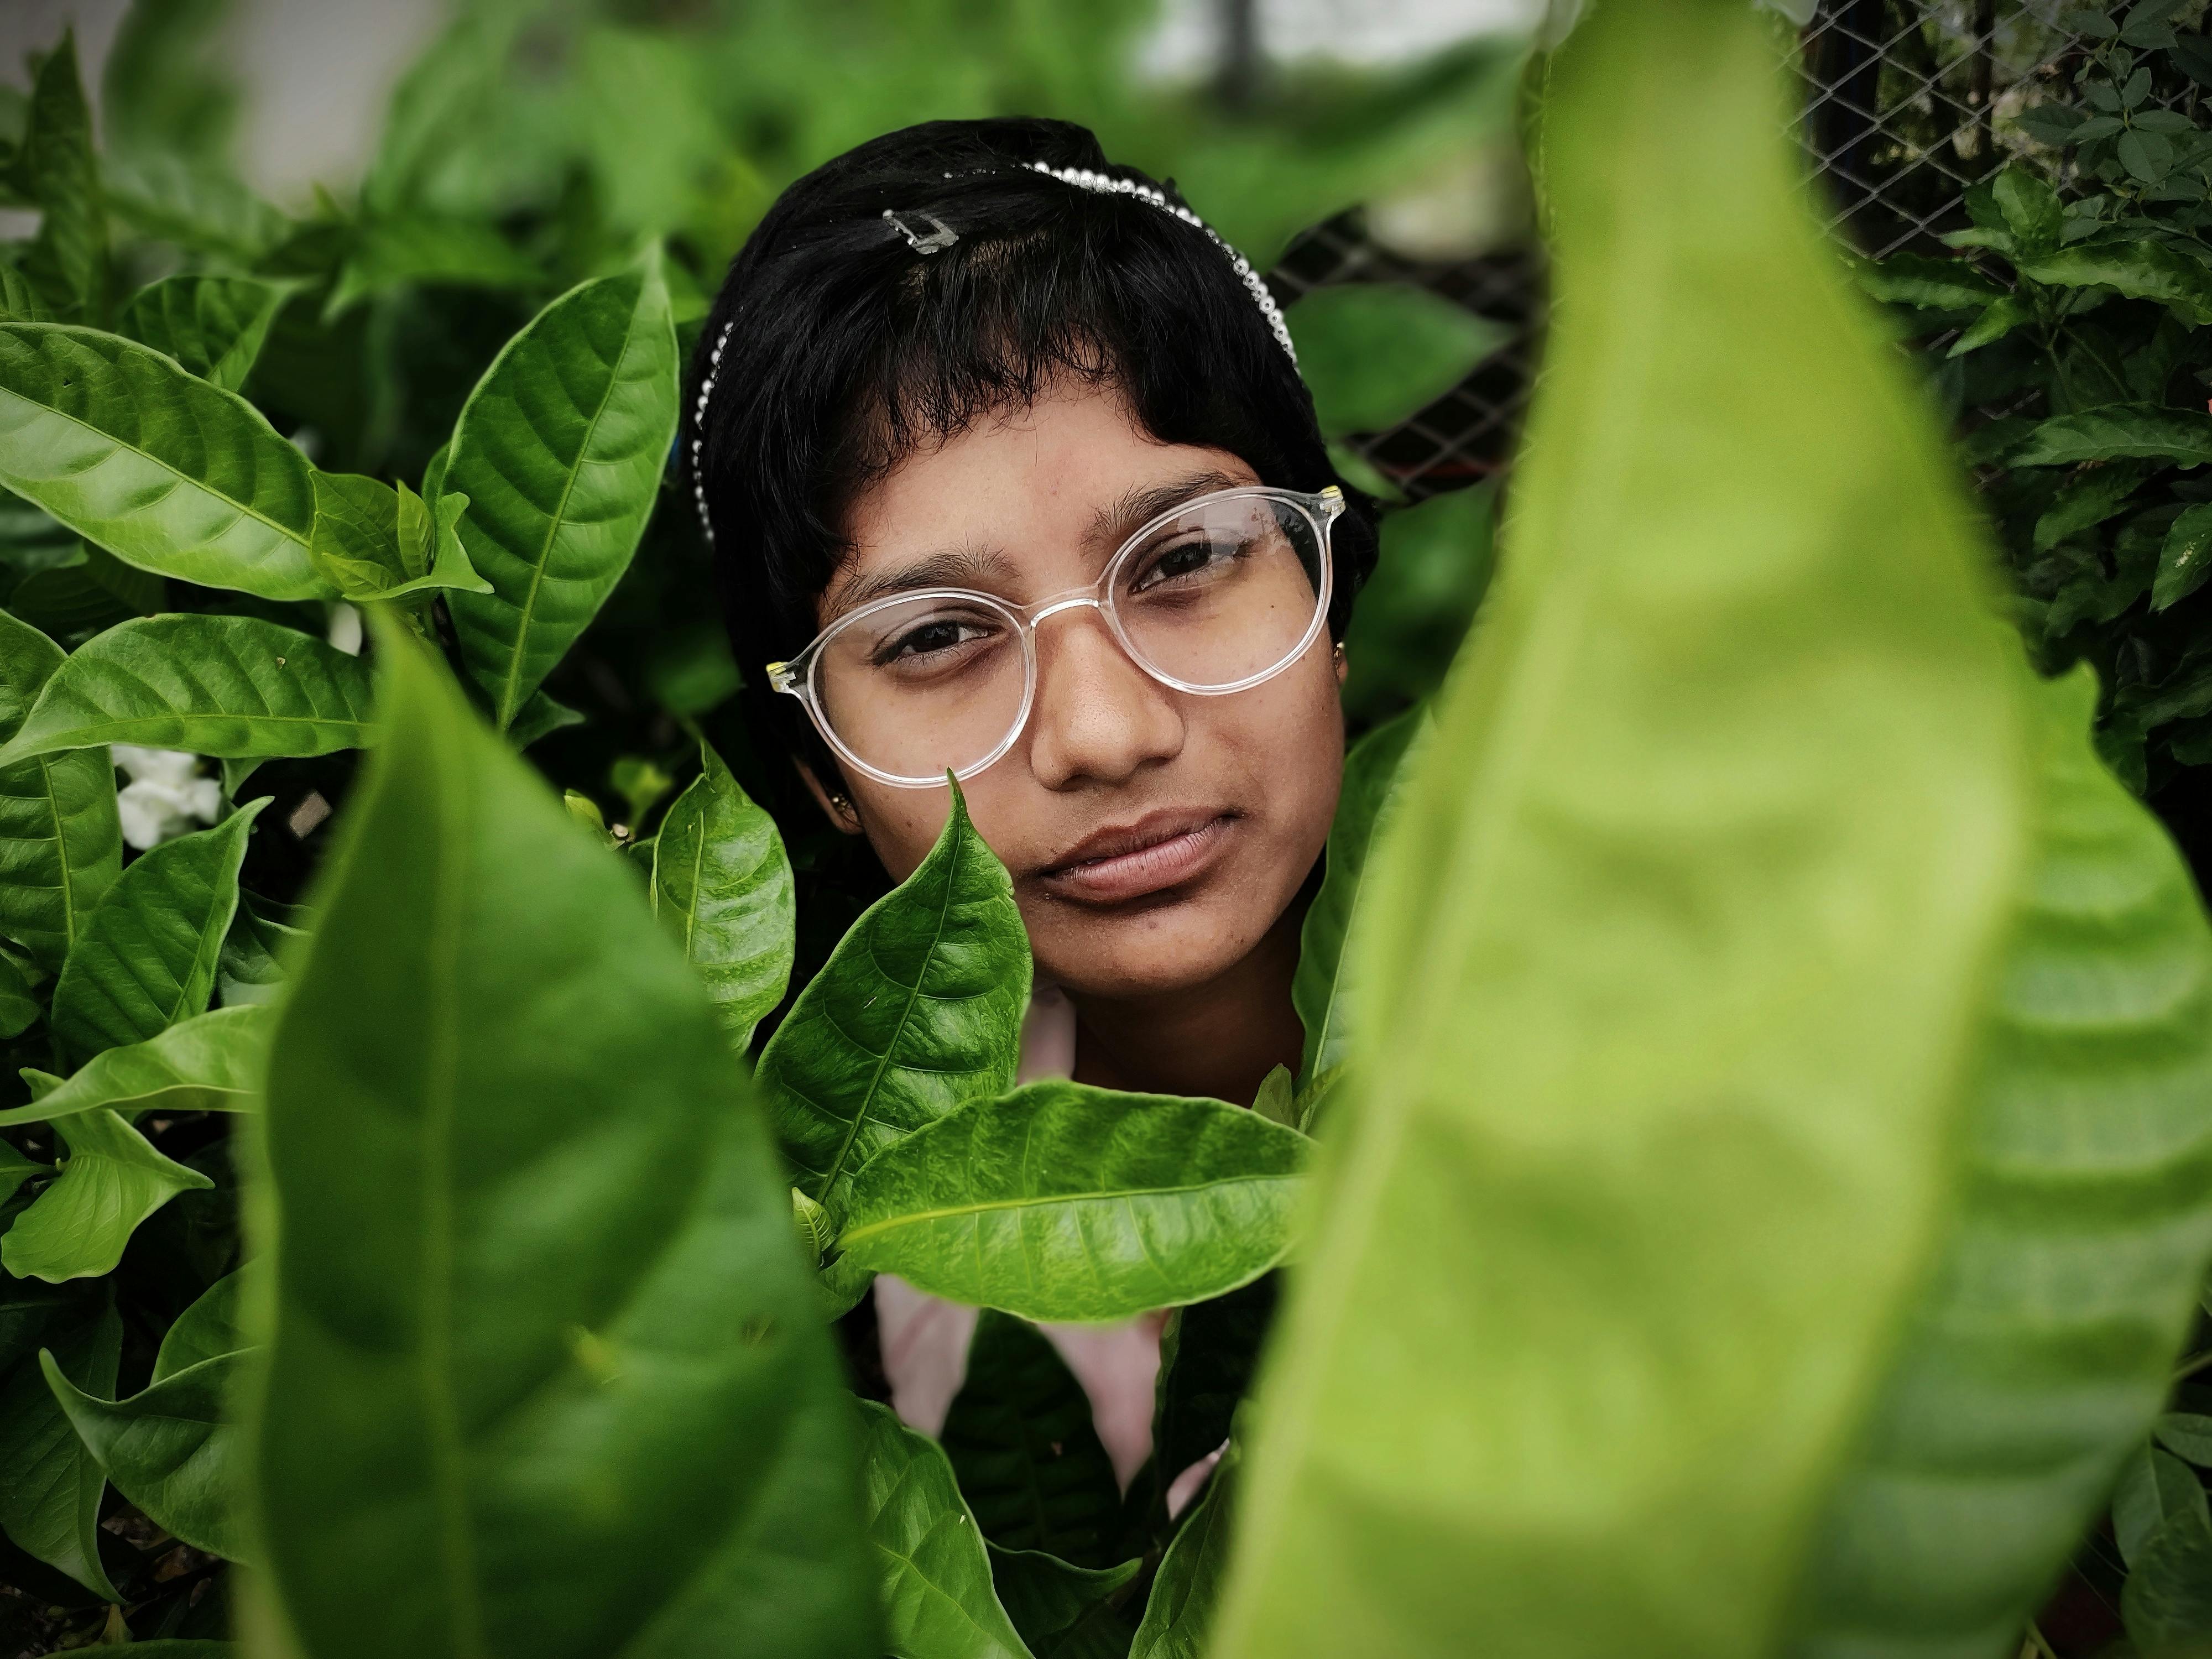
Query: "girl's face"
813 379 1347 1001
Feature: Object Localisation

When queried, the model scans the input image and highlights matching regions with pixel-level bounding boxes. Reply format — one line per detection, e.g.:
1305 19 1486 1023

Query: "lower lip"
1040 816 1236 902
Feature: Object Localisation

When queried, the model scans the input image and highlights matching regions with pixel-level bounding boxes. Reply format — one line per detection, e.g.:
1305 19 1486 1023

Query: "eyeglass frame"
765 483 1345 789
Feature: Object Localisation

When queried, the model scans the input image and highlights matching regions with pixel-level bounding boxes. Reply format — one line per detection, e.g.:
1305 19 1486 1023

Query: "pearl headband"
691 162 1295 547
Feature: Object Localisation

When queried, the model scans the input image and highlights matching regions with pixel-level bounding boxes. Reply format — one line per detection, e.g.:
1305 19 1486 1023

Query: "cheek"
1225 652 1345 863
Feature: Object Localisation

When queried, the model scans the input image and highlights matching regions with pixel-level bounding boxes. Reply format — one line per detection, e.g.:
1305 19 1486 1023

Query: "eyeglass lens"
812 493 1327 783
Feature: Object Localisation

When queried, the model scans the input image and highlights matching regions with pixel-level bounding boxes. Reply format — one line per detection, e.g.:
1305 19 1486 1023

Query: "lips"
1035 808 1238 903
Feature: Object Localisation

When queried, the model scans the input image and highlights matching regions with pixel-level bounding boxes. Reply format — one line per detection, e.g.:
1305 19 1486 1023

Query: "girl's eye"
1130 534 1240 593
874 615 995 666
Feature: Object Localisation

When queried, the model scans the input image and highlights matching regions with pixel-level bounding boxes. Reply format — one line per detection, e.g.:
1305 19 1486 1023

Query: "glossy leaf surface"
117 275 293 392
650 741 794 1048
0 615 376 765
837 1083 1307 1323
1292 703 1427 1082
254 628 875 1659
989 1546 1140 1659
857 1399 1033 1659
444 255 680 728
1 1107 214 1280
2011 405 2212 467
17 33 104 318
1212 3 2030 1653
158 1267 250 1382
758 785 1029 1220
0 325 327 599
1786 677 2212 1653
943 1311 1123 1566
0 1282 119 1598
51 800 261 1064
45 1348 249 1561
0 947 38 1037
308 471 488 601
0 1004 270 1127
0 609 119 973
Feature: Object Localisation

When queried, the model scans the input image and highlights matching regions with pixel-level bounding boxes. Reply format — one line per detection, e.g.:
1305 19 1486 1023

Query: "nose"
1024 604 1185 790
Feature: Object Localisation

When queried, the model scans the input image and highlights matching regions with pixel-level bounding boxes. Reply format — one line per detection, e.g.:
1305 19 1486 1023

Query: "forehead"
827 380 1258 619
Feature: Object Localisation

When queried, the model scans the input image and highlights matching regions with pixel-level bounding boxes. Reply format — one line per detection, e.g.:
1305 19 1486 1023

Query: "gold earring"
1332 641 1346 665
828 790 855 820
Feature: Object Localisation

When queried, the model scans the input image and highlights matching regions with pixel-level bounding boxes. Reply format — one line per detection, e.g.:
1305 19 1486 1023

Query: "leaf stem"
2172 1346 2212 1385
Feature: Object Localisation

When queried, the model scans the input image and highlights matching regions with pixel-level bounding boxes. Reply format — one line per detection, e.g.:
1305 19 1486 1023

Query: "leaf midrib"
839 1171 1297 1246
0 378 309 550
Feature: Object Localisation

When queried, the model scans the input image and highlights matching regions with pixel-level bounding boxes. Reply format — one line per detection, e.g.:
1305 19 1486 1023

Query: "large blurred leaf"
117 275 293 393
44 1347 248 1561
1 1107 214 1280
444 253 680 729
50 800 262 1065
1285 284 1503 437
0 1281 119 1598
1292 704 1427 1084
0 325 328 599
1786 667 2212 1653
0 615 376 765
15 32 105 320
1212 3 2031 1653
942 1312 1123 1567
252 627 877 1659
757 784 1030 1222
650 740 795 1049
856 1399 1034 1659
0 1004 270 1128
100 0 238 164
837 1084 1306 1323
0 609 119 973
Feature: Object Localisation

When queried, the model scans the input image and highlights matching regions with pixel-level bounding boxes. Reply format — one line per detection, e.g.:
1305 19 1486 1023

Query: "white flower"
112 745 224 851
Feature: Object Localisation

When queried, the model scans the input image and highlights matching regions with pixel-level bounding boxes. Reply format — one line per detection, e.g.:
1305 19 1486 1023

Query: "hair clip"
883 208 958 254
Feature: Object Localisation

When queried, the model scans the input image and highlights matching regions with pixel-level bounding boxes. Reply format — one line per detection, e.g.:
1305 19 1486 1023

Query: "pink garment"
874 984 1192 1498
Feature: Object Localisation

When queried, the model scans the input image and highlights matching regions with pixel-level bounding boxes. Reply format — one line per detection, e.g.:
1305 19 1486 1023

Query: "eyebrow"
826 545 1021 619
1086 468 1250 552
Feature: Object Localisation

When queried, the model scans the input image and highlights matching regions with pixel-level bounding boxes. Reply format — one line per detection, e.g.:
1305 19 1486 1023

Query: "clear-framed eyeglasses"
766 484 1344 789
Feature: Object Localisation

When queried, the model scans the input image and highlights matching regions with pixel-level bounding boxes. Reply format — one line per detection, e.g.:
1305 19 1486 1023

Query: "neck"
1065 904 1306 1106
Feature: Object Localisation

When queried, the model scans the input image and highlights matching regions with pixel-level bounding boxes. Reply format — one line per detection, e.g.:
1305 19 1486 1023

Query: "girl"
686 114 1380 1501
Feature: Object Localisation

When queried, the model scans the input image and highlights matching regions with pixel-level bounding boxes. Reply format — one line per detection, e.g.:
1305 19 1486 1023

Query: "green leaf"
2124 1505 2212 1650
2119 1443 2212 1567
1339 485 1496 723
1994 166 2065 253
157 1266 249 1381
0 1004 270 1128
505 688 583 750
0 325 328 599
2033 457 2157 551
324 215 545 319
217 889 307 1008
1293 703 1428 1083
0 942 39 1038
1152 1276 1276 1503
0 615 377 766
253 624 877 1659
445 250 681 729
43 1347 249 1561
836 1083 1308 1323
1787 665 2212 1650
856 1399 1034 1659
2012 403 2212 467
1853 252 2007 311
117 275 293 393
8 541 165 647
2156 500 2212 611
1211 3 2031 1653
0 608 119 972
943 1312 1123 1567
50 799 262 1065
650 741 795 1050
1250 1064 1296 1127
2015 239 2212 323
2159 1413 2212 1467
1284 283 1503 437
757 782 1030 1220
1130 1442 1239 1659
104 153 287 263
18 32 105 319
1947 293 2037 357
1 1107 213 1280
307 471 490 601
0 1281 119 1598
0 262 54 324
988 1546 1141 1659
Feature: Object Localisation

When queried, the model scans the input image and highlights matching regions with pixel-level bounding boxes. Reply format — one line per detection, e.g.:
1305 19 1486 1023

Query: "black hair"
686 114 1379 775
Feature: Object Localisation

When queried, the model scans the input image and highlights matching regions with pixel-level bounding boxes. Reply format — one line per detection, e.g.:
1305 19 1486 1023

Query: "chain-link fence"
1291 0 2146 501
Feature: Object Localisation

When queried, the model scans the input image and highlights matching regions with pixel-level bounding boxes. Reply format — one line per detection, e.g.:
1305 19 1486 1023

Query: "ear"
794 757 865 836
1333 638 1349 687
